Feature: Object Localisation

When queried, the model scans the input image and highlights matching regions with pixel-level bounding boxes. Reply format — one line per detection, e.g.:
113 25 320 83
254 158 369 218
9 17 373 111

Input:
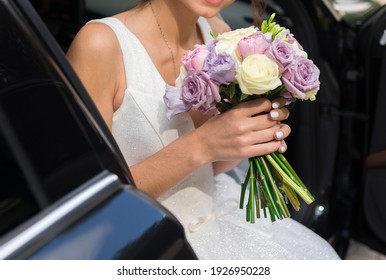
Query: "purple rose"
236 32 271 58
164 84 192 119
182 44 210 71
286 32 304 51
204 41 236 85
271 39 295 71
282 56 320 100
182 70 221 114
281 90 296 105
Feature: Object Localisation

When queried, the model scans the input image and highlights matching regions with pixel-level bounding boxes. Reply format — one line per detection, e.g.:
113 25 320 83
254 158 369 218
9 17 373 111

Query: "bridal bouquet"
164 14 319 223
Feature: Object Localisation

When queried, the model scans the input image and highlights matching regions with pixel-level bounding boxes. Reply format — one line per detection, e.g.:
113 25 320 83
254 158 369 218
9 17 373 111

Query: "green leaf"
261 20 267 33
240 93 250 101
269 13 276 24
229 82 236 101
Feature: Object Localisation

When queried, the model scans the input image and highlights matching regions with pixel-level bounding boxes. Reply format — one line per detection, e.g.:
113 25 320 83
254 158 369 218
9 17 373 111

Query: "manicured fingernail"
272 101 280 109
276 131 284 139
270 110 279 119
279 145 287 153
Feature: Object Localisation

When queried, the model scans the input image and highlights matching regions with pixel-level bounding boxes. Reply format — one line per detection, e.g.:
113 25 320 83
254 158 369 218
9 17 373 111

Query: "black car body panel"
2 172 190 259
0 0 196 259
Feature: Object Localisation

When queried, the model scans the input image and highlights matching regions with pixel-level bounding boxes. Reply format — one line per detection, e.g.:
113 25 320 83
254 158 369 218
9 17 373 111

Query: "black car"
0 0 196 260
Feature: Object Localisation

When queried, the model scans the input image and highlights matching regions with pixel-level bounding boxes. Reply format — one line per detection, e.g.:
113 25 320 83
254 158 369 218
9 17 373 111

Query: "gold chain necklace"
149 1 178 78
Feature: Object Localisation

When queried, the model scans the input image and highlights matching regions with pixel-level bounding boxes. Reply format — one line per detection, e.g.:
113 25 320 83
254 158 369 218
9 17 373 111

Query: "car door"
0 0 196 260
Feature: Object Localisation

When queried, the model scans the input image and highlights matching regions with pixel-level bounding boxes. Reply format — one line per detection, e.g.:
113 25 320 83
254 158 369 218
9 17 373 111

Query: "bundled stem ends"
240 152 315 223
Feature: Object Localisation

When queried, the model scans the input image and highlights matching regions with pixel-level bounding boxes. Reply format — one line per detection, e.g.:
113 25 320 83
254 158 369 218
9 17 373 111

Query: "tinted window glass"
1 82 104 203
0 1 107 235
0 126 40 237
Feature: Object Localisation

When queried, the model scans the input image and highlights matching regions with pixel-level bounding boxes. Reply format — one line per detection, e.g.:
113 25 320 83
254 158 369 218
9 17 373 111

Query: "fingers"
222 99 276 132
207 98 292 160
221 107 291 142
275 123 290 154
270 106 290 121
242 123 291 147
274 123 291 140
247 139 288 157
271 96 287 109
270 96 290 121
278 140 287 153
234 98 272 117
226 98 289 124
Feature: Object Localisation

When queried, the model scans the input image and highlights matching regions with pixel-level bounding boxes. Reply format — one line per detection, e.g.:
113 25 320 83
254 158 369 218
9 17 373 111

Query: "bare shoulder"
206 15 232 36
67 21 121 67
66 21 125 128
66 20 123 98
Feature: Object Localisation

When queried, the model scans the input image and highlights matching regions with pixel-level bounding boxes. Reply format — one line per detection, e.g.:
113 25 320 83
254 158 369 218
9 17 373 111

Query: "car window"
0 0 116 238
0 131 40 238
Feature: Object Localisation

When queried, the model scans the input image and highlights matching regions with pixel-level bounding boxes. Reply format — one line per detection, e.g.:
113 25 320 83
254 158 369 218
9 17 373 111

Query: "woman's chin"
205 0 224 5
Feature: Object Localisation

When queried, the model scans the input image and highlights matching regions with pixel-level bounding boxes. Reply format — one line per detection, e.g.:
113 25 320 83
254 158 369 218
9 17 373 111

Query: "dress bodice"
89 17 216 227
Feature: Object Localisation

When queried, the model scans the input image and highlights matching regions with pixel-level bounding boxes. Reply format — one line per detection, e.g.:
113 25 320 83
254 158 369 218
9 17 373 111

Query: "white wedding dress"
90 17 340 260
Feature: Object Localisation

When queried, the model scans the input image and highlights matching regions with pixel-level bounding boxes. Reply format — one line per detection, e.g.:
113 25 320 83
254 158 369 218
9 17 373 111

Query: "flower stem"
247 162 256 223
239 165 251 209
275 152 307 190
255 157 281 221
260 156 290 218
270 152 302 187
265 154 315 204
281 183 301 211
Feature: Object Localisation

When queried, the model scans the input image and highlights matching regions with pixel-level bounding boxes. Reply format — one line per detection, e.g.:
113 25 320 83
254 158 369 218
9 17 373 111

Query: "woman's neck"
121 0 205 85
147 0 201 48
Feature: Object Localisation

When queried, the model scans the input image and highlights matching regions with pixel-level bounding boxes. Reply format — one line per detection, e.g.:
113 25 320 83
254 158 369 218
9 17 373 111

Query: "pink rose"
182 44 210 71
236 32 271 59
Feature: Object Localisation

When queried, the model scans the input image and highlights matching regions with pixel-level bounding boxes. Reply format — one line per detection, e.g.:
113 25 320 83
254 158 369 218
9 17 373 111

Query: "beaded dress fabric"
89 17 340 260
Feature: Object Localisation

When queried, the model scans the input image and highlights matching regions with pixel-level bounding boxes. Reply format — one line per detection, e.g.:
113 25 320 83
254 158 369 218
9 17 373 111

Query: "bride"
66 0 340 259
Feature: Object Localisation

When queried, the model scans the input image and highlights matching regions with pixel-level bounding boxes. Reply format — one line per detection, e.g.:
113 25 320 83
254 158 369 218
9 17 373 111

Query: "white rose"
236 54 282 95
275 27 290 40
291 43 308 58
215 26 258 56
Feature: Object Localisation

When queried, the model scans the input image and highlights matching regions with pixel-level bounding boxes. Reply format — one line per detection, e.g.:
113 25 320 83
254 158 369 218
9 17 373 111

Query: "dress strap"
87 17 145 88
87 17 214 88
197 17 214 43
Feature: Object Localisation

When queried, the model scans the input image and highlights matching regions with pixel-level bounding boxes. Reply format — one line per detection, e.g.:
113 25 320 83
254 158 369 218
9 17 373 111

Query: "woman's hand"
270 96 290 153
196 97 291 165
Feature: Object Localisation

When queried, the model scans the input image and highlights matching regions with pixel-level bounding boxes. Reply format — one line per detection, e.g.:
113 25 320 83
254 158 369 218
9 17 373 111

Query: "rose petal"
164 85 192 119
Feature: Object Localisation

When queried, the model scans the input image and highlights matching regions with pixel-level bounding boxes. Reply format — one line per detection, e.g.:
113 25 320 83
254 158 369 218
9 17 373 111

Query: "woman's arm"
66 20 291 199
66 23 122 129
66 22 220 197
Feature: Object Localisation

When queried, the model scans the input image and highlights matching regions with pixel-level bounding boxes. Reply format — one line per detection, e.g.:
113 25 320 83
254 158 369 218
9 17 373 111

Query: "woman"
67 0 340 259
